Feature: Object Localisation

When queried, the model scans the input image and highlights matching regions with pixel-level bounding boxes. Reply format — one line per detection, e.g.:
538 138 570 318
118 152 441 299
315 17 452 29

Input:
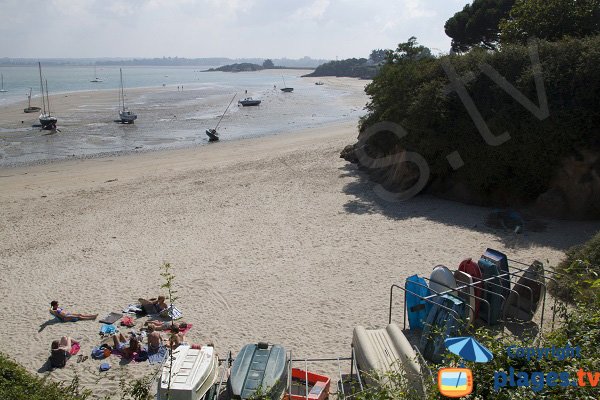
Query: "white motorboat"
158 345 218 400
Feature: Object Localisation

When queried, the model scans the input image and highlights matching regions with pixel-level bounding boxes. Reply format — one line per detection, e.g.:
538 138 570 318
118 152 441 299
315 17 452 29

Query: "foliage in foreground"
0 353 90 400
549 231 600 304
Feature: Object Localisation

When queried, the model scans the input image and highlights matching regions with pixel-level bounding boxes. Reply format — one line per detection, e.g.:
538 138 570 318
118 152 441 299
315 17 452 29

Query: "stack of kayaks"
401 248 547 363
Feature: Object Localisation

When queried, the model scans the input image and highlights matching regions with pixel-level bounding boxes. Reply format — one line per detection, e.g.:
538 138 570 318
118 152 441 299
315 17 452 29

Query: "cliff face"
341 142 600 220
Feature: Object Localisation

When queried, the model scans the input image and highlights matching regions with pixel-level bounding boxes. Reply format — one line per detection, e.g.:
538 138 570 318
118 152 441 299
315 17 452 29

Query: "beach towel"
160 305 183 320
165 323 193 335
120 316 135 327
147 345 168 365
99 312 123 325
69 341 80 356
122 304 144 315
100 324 118 335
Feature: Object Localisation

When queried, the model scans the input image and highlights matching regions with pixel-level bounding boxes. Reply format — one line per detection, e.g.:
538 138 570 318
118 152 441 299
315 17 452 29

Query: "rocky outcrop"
341 142 600 219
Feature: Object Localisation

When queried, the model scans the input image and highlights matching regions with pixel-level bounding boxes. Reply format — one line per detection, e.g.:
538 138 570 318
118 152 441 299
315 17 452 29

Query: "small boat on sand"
280 76 293 92
227 342 288 399
284 368 330 400
24 88 41 113
118 68 137 124
0 73 7 92
238 97 261 106
206 94 236 142
157 345 218 400
38 63 57 130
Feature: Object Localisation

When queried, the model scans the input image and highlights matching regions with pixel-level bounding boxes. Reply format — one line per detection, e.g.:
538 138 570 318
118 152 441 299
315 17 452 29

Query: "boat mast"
213 94 237 131
45 79 51 116
120 68 125 112
1 74 3 90
38 62 46 114
28 88 32 108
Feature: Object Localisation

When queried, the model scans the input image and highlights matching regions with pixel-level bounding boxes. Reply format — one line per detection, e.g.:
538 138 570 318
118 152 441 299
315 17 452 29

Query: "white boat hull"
119 110 137 123
158 345 218 400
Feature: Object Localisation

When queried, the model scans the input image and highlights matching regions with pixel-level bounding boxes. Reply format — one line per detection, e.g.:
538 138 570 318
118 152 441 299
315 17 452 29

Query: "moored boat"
118 68 137 124
37 63 57 130
24 88 41 113
227 342 288 399
238 97 261 106
157 345 218 400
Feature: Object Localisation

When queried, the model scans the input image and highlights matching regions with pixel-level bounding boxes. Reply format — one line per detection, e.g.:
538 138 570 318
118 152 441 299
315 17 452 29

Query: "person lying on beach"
112 333 142 359
138 296 168 314
49 336 72 368
50 300 98 321
144 320 188 332
146 325 163 353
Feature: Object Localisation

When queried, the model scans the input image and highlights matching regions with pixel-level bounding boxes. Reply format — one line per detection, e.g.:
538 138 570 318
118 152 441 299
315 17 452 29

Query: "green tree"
262 59 274 68
386 37 433 63
369 49 389 64
500 0 600 44
445 0 515 52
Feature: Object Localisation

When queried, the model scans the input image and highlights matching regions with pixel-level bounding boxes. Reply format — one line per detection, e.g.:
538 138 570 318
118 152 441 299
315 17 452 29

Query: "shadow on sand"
340 164 600 252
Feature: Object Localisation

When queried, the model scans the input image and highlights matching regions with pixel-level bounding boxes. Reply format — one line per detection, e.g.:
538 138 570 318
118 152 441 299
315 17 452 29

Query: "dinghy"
477 258 504 325
458 258 483 318
429 265 457 295
284 368 330 400
481 249 511 298
352 323 423 396
405 275 429 330
504 261 545 321
419 294 467 363
227 342 288 399
158 345 218 400
453 270 476 323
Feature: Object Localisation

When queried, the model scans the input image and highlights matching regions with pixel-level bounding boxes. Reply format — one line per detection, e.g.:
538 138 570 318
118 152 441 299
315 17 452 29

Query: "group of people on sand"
47 296 193 368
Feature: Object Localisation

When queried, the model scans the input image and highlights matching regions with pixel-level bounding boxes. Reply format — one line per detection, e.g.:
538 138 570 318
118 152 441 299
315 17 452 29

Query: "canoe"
352 323 423 396
429 265 457 295
405 275 429 330
453 270 476 324
419 294 467 363
504 261 545 321
477 258 504 325
481 248 511 298
458 258 483 318
284 368 330 400
158 345 218 400
228 342 288 400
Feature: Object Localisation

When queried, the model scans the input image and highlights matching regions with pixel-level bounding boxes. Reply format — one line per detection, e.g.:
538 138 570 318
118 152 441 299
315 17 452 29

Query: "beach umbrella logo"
438 337 493 397
445 336 493 363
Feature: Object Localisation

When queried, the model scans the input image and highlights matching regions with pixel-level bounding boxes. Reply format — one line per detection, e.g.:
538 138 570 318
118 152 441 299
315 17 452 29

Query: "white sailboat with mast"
90 65 103 83
118 68 137 124
0 73 7 92
280 75 293 92
38 62 57 130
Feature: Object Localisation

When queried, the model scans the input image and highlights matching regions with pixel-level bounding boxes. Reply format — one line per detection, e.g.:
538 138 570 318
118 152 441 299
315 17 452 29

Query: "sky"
0 0 468 60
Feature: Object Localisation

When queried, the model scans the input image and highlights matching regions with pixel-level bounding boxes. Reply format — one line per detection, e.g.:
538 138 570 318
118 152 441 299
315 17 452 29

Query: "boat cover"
352 323 423 395
228 343 288 399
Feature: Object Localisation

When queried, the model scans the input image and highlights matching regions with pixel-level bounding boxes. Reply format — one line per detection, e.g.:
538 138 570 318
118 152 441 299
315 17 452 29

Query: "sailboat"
38 62 57 130
90 65 103 83
0 73 7 92
118 68 137 124
280 75 293 92
24 88 41 113
206 94 236 142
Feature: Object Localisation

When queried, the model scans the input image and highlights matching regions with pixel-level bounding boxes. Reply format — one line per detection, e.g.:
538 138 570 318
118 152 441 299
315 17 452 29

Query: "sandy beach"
1 79 600 399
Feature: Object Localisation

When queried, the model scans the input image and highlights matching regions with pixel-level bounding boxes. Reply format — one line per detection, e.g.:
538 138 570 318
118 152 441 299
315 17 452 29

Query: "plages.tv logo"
439 337 493 398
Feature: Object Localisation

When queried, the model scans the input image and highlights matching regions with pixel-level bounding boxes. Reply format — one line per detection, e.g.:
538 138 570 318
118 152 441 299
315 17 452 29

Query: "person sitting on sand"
112 333 142 359
145 320 188 332
138 296 168 314
146 325 163 353
166 326 187 349
50 300 97 321
49 336 72 368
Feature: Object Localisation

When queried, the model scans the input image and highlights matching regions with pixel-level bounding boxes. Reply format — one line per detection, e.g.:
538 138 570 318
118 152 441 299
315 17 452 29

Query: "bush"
0 353 91 400
549 231 600 304
358 36 600 208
